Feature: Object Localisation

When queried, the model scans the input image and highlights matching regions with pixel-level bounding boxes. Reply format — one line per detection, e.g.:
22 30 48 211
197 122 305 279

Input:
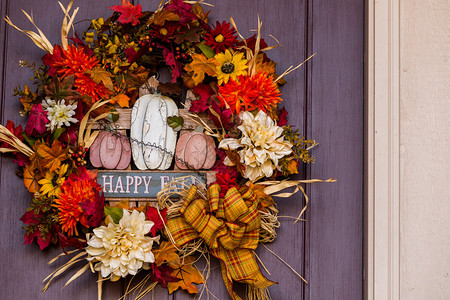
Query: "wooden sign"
97 170 212 199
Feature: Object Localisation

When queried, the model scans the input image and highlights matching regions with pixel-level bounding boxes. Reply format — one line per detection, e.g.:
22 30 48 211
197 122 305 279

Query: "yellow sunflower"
38 164 69 197
214 49 248 85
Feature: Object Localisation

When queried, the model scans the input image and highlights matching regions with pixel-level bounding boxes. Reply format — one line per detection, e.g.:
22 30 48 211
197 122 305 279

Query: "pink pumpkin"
175 132 216 170
89 131 131 170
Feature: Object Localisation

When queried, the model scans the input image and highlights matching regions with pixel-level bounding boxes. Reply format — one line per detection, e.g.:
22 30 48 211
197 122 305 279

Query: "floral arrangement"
0 1 333 299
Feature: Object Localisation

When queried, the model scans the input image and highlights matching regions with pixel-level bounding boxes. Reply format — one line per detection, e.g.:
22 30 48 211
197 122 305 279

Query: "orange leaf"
286 159 299 175
33 140 69 174
153 241 180 267
85 67 114 91
110 94 130 108
112 199 130 210
23 164 41 194
184 54 218 86
168 257 204 294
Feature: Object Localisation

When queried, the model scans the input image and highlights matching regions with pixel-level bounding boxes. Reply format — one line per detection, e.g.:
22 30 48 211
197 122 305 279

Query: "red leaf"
146 207 167 236
42 44 64 76
163 48 182 83
25 103 49 136
278 106 288 126
110 0 142 26
80 189 105 228
150 263 180 288
190 84 213 113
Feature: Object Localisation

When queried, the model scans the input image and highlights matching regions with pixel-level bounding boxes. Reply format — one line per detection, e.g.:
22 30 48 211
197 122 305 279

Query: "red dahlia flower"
204 21 238 53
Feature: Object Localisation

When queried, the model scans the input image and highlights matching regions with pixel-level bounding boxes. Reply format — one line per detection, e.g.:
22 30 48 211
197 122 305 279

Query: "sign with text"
97 171 207 198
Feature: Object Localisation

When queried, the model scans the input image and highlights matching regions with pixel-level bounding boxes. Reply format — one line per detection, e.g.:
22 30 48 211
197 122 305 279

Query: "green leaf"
167 115 184 132
21 132 36 147
50 128 65 145
197 42 215 59
104 206 123 223
106 109 119 123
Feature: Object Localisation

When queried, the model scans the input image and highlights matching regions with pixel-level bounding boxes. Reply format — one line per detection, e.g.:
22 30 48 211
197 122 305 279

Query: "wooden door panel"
0 0 363 299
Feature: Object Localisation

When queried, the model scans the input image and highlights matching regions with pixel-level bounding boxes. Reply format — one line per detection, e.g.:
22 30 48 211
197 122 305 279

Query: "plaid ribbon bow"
167 184 275 299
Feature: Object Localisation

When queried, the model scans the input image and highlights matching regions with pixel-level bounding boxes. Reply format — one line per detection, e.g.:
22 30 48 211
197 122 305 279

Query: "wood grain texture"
0 0 363 299
306 0 364 299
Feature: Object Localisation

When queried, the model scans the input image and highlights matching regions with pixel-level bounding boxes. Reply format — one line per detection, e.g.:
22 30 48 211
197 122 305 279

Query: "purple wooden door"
0 0 363 299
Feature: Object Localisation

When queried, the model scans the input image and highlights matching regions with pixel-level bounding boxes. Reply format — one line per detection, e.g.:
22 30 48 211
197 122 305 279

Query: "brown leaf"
147 9 180 26
85 67 114 91
32 140 69 174
158 82 183 97
168 257 204 294
184 54 218 86
153 241 180 267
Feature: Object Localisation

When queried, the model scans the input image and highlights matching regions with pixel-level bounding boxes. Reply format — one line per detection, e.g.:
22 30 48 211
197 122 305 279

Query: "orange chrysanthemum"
75 73 111 102
55 45 110 102
53 171 102 236
55 44 99 78
218 72 282 114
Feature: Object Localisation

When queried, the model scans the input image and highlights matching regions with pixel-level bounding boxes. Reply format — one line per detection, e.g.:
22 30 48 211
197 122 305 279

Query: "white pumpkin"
130 94 178 170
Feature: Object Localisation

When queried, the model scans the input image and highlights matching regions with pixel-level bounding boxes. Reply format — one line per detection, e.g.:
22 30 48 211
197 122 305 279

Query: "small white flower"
41 98 78 131
86 209 159 281
219 110 293 181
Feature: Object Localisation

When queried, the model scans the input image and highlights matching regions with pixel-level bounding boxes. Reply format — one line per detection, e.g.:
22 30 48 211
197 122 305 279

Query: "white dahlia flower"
219 110 293 181
41 98 78 131
86 209 160 281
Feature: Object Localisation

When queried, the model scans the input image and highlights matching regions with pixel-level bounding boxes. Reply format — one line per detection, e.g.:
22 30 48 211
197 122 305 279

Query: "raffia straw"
256 178 336 222
0 125 34 157
258 205 280 244
247 285 271 300
253 251 271 276
58 0 79 50
78 99 113 147
4 12 53 54
274 53 317 83
261 244 307 284
184 0 214 6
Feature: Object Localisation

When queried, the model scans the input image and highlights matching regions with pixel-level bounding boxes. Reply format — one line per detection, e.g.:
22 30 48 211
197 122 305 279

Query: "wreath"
0 1 334 299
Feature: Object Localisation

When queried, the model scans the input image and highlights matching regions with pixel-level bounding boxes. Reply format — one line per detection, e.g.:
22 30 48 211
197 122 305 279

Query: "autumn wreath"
0 1 333 299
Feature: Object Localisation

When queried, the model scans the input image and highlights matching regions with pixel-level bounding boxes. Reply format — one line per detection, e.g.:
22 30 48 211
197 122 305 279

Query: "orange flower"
218 72 282 114
55 44 98 78
53 170 102 236
55 45 110 101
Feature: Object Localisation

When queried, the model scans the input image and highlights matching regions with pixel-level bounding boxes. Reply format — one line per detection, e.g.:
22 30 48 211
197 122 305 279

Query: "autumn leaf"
153 241 180 267
85 67 114 91
23 164 41 194
285 159 299 175
147 9 180 26
109 94 130 108
168 257 204 294
248 182 276 209
184 54 218 86
109 0 142 26
174 27 201 44
33 140 69 174
45 75 80 102
19 85 36 114
25 104 49 136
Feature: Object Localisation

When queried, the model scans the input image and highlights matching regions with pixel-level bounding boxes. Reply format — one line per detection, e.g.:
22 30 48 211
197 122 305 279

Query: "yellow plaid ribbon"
167 184 275 300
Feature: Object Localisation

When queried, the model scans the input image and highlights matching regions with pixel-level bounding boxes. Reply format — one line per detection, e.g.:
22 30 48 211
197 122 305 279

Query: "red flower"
149 22 182 42
204 21 238 53
214 172 239 198
165 0 197 24
110 0 142 26
218 72 282 114
42 44 64 76
146 206 167 237
79 188 104 228
25 103 49 136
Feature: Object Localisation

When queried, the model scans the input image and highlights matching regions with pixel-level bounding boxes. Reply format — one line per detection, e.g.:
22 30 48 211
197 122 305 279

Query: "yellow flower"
214 49 248 85
38 164 68 197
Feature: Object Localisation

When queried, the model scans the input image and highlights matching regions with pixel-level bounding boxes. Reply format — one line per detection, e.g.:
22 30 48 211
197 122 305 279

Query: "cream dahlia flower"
41 98 78 131
219 110 293 181
86 209 159 280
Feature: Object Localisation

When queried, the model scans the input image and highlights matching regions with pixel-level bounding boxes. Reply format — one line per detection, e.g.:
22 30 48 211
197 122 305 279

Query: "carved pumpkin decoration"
130 94 178 170
175 131 216 170
89 131 131 170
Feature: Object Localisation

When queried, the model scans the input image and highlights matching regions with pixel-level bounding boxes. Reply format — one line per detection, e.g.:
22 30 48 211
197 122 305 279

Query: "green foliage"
283 125 317 164
18 60 50 93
